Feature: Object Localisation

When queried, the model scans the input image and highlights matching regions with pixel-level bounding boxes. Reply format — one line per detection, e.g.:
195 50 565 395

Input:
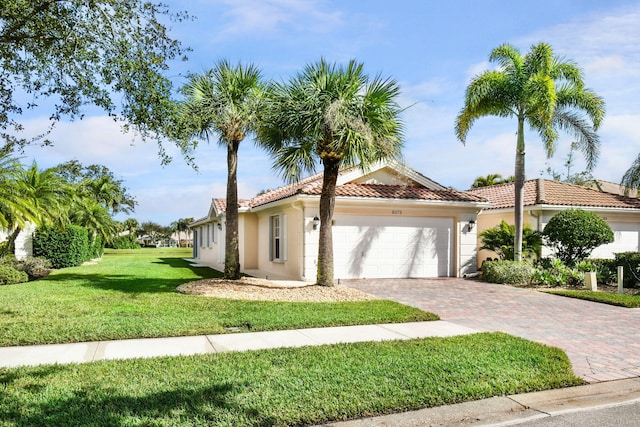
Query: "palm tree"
0 153 28 231
258 59 404 286
471 173 514 188
456 43 604 261
622 158 640 192
2 161 72 256
179 60 263 279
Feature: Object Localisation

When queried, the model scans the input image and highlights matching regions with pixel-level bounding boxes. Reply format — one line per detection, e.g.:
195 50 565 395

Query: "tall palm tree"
179 60 263 279
456 43 605 261
258 59 404 286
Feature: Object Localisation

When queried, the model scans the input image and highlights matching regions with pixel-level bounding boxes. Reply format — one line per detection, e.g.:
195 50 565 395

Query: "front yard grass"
545 289 640 308
0 248 436 346
0 332 583 426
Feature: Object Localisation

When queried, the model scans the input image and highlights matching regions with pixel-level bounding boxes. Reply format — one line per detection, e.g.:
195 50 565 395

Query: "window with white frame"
269 214 286 262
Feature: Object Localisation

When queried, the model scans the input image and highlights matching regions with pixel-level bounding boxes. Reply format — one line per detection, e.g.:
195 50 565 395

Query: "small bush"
15 256 53 279
482 260 536 285
0 264 29 285
533 258 583 287
588 258 617 285
543 209 614 266
614 252 640 288
479 220 542 260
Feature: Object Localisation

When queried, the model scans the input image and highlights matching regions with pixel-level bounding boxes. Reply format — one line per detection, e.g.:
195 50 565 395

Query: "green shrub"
533 258 583 287
15 256 53 278
482 260 536 285
33 225 89 269
107 234 141 249
613 252 640 288
543 209 614 267
0 264 28 285
587 258 617 285
479 220 542 260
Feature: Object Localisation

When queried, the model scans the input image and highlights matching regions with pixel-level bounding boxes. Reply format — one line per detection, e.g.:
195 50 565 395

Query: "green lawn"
0 248 436 346
545 289 640 307
0 332 583 427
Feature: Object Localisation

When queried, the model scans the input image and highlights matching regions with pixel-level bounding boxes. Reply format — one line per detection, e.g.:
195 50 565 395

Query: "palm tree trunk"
1 226 22 258
513 116 526 262
316 158 340 286
224 141 241 279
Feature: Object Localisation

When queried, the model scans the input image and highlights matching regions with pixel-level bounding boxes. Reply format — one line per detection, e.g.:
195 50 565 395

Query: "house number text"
392 210 403 215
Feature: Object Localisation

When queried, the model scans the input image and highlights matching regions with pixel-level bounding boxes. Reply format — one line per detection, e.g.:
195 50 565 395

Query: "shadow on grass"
38 258 223 294
0 380 276 426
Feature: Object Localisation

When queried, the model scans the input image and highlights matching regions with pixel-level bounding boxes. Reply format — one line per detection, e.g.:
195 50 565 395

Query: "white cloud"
208 0 343 41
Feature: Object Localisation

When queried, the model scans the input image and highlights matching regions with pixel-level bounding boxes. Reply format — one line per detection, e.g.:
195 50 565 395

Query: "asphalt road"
506 400 640 426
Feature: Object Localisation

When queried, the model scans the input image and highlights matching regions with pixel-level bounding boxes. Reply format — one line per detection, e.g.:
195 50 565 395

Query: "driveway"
345 278 640 383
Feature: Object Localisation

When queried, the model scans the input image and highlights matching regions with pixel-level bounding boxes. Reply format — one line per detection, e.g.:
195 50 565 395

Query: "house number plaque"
392 210 403 215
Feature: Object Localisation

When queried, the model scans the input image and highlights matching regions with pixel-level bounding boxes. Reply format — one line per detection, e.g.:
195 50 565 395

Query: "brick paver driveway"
346 278 640 383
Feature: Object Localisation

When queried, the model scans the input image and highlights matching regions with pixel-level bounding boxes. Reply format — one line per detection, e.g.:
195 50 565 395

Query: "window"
270 214 286 262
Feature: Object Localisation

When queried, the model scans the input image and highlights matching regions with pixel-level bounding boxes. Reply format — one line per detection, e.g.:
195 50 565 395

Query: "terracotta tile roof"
306 183 487 203
211 170 487 214
467 179 640 210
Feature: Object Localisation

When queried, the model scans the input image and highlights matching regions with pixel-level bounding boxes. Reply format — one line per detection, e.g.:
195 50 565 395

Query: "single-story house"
189 160 490 282
467 178 640 264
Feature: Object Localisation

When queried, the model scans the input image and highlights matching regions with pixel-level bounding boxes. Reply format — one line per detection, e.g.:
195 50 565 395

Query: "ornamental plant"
543 209 613 267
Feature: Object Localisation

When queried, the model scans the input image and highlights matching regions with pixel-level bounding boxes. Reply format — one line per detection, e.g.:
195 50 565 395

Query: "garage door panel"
332 216 452 279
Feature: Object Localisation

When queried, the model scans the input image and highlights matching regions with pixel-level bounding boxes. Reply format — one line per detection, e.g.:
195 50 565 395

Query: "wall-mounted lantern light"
312 216 320 230
217 223 222 230
467 219 475 231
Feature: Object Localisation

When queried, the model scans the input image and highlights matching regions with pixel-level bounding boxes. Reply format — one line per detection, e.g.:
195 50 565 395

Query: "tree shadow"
0 377 278 426
37 258 223 294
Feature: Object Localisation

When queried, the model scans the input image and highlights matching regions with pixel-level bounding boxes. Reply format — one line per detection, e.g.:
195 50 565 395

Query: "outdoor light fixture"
467 219 476 231
217 223 222 230
312 216 320 230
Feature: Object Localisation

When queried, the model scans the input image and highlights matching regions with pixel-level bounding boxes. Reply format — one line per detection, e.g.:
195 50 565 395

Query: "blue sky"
19 0 640 225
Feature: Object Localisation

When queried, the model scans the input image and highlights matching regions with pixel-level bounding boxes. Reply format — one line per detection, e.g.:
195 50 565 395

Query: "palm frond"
622 154 640 191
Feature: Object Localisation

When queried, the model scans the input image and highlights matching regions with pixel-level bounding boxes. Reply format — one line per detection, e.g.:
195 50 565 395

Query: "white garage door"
332 215 453 279
590 222 640 258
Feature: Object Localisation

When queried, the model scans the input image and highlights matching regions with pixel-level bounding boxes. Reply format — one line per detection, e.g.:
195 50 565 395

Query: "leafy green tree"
0 0 189 153
471 174 514 188
456 43 605 262
178 60 263 279
258 59 403 286
543 209 613 266
56 161 137 215
479 220 542 260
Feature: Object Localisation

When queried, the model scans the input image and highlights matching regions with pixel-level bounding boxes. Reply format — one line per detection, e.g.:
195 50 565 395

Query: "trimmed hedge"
33 225 89 269
614 252 640 288
0 264 28 285
107 234 141 249
482 260 536 285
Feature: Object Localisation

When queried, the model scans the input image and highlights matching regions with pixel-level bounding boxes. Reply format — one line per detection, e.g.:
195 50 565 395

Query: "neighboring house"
468 179 640 264
189 161 490 282
0 223 35 260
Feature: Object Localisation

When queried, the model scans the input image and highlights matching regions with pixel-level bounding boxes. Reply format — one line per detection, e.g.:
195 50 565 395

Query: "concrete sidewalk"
0 320 477 368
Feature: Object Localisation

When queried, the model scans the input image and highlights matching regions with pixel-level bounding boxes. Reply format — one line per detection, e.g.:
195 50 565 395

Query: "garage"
332 215 453 279
590 222 640 258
